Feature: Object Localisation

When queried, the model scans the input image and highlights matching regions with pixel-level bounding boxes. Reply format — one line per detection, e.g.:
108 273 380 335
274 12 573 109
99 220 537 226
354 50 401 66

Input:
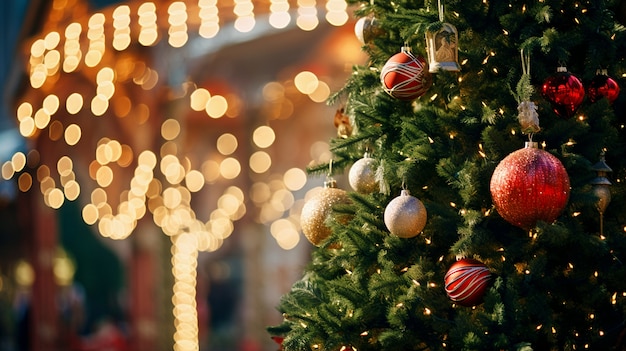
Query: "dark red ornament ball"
490 143 570 230
380 47 432 101
541 68 585 118
587 74 620 104
444 258 492 307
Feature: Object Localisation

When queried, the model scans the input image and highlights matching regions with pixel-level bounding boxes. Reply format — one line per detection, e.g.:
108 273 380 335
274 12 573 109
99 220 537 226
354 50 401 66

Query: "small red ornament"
587 70 620 104
380 46 432 100
541 66 585 118
444 258 492 307
490 142 570 230
271 336 284 350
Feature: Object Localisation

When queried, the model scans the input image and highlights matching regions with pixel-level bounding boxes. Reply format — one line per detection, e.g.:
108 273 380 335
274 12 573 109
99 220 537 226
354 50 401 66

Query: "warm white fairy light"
269 0 291 28
63 23 82 73
112 5 131 51
168 2 188 48
138 2 158 46
297 0 319 31
234 0 256 32
199 0 220 38
325 0 348 26
85 13 106 68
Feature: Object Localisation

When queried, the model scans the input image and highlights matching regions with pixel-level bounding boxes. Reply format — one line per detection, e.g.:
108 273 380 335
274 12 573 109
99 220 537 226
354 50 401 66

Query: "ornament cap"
596 68 608 76
400 189 411 196
591 154 612 173
324 178 338 188
557 66 567 72
524 141 539 149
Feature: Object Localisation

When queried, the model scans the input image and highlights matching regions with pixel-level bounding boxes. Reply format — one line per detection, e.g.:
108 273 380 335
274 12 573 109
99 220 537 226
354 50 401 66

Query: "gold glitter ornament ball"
348 156 378 194
384 189 427 238
301 180 350 246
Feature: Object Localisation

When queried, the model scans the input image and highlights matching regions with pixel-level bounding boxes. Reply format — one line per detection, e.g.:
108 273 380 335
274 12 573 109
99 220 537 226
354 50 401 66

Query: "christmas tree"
269 0 626 350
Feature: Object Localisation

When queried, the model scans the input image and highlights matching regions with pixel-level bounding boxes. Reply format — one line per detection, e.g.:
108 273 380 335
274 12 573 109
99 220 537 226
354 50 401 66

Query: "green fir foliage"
270 0 626 350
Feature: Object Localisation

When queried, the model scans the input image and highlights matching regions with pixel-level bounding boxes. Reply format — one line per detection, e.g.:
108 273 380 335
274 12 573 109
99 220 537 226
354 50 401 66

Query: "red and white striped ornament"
444 258 492 307
380 46 432 100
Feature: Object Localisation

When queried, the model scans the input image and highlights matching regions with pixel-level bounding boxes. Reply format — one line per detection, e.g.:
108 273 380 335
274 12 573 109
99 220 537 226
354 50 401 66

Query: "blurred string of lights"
1 0 348 350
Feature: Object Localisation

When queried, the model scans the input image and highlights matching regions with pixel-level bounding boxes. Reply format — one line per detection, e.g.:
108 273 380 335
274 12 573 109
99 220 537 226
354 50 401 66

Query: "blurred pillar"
130 223 160 351
29 195 59 351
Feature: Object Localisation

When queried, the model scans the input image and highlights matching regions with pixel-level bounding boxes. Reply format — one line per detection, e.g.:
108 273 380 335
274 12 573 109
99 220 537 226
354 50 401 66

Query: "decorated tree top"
269 0 626 350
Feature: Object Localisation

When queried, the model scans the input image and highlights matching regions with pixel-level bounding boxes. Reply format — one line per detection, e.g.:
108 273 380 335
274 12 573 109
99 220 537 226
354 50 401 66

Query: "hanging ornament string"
438 0 444 22
515 49 540 136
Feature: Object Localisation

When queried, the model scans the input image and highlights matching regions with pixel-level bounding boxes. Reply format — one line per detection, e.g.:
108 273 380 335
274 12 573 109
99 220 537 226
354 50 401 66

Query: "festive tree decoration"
348 153 378 194
444 258 492 307
587 69 620 104
590 153 613 215
354 15 382 45
383 189 427 238
540 66 585 118
271 336 284 351
380 46 432 100
333 107 352 138
490 142 570 229
300 178 350 246
515 50 540 133
425 23 461 72
271 1 626 349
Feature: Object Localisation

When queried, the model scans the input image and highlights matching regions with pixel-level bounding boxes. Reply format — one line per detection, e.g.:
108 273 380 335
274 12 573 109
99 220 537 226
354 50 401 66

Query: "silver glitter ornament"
348 155 378 194
384 189 427 238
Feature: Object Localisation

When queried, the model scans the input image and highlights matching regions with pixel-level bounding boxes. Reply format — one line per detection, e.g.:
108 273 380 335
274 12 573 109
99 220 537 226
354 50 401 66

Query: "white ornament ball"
384 189 427 238
348 156 378 194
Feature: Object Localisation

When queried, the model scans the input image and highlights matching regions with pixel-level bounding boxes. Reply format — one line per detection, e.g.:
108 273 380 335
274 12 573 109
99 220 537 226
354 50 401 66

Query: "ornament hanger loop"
438 0 444 22
521 49 531 76
328 159 334 177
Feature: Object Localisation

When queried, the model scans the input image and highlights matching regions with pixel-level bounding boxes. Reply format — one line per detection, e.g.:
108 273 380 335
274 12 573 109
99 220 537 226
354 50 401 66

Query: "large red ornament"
490 142 570 230
587 71 620 104
541 67 585 118
380 46 432 100
444 258 492 307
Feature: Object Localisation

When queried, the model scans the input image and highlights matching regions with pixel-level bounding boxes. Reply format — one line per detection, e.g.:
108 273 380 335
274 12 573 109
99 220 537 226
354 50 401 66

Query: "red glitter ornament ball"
541 67 585 118
587 73 620 104
380 47 432 100
444 258 492 307
490 142 570 230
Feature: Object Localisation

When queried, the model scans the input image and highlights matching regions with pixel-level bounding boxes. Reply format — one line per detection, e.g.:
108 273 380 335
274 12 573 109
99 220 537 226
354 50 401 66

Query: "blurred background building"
0 1 365 350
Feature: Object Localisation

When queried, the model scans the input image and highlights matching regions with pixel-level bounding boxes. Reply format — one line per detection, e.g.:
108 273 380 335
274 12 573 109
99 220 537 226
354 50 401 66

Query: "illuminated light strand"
297 0 319 31
168 2 189 48
112 5 132 51
198 0 220 38
269 0 291 29
325 0 348 26
234 0 256 32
